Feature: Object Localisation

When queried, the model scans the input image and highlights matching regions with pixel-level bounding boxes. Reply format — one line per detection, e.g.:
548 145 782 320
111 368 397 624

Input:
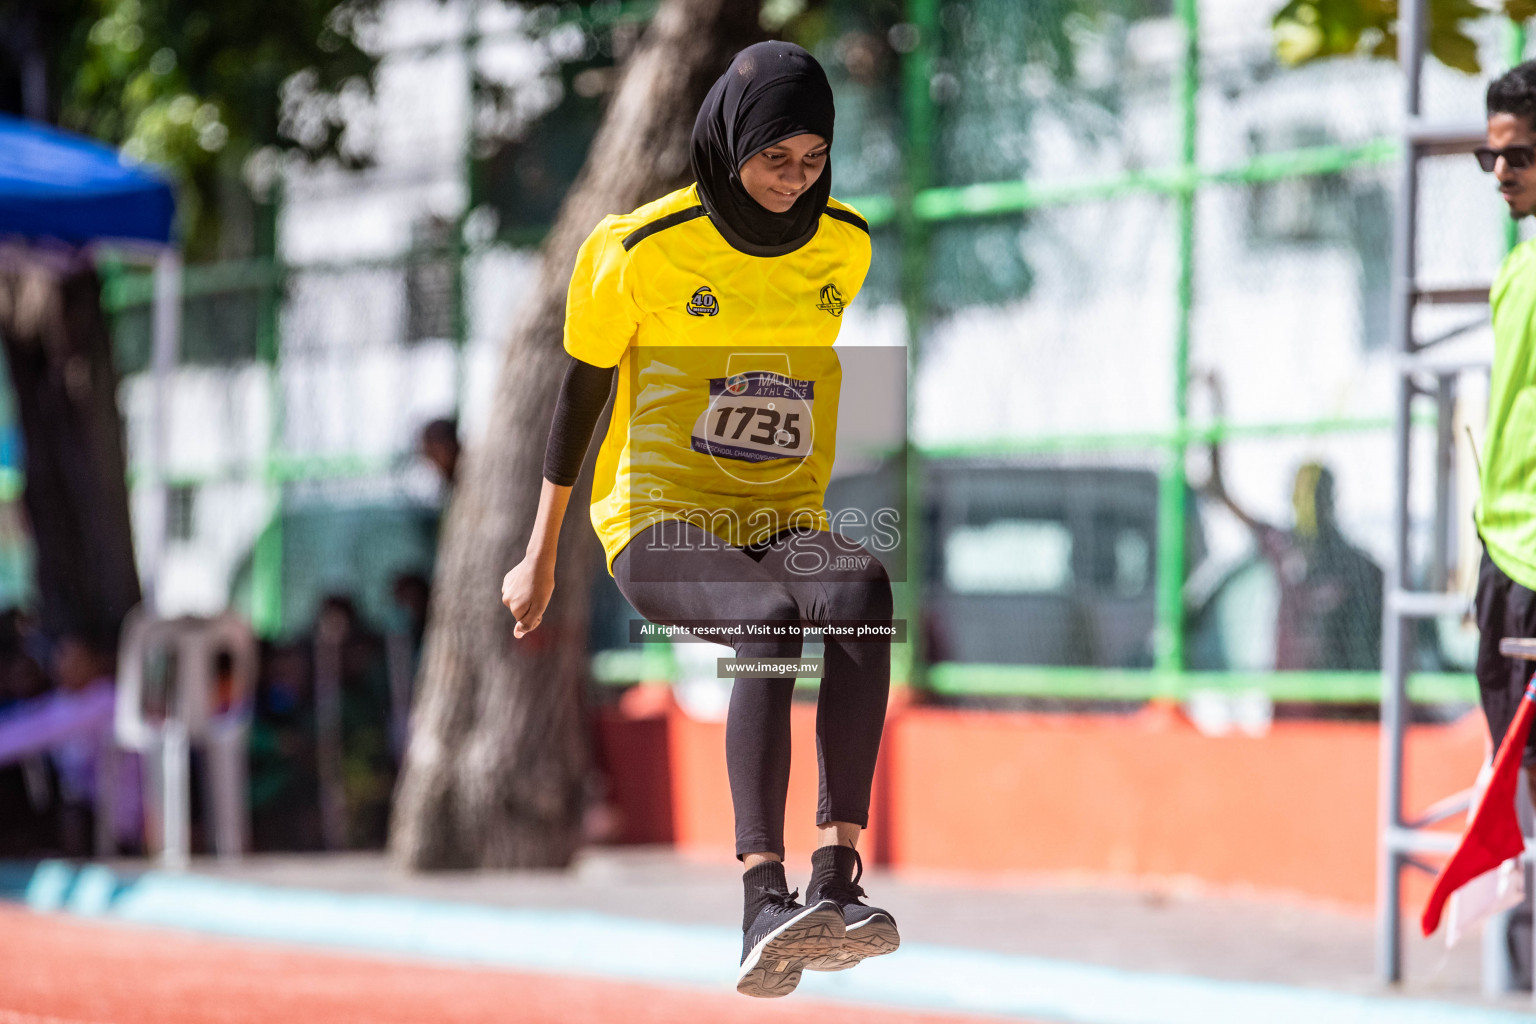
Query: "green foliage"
1272 0 1529 74
37 0 385 254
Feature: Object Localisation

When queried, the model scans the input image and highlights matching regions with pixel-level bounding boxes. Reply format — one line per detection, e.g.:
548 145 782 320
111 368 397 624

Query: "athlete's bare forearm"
526 479 572 570
502 479 572 636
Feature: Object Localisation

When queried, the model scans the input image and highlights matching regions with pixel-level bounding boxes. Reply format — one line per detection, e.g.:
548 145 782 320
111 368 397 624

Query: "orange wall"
885 705 1484 905
664 701 896 863
601 690 1488 907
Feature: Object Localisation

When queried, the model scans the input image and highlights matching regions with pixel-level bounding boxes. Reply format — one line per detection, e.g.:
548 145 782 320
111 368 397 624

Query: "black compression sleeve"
542 356 617 486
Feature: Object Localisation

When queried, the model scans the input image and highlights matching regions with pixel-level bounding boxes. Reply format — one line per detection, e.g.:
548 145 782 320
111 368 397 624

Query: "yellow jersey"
563 183 872 573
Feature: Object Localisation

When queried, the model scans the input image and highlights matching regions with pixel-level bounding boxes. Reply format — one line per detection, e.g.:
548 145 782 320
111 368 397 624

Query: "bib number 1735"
691 371 814 463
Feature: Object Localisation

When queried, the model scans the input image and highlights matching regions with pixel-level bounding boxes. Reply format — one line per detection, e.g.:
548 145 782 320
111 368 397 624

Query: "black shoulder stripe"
621 205 709 251
823 206 869 233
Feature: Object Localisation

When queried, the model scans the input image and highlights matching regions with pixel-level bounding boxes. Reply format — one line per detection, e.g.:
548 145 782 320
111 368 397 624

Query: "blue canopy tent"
0 112 180 612
0 112 175 245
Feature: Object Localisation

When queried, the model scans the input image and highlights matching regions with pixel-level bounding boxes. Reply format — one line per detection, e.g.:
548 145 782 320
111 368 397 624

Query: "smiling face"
1488 111 1536 220
737 133 828 213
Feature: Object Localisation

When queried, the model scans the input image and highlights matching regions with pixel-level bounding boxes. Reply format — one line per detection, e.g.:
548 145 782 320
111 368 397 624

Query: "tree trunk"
0 249 142 649
389 0 763 869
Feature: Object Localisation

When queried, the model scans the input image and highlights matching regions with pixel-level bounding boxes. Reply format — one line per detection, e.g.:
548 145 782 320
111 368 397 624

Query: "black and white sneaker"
736 861 845 998
803 846 900 972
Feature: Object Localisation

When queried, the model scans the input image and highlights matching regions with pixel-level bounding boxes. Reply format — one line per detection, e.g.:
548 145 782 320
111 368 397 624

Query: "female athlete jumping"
501 41 897 998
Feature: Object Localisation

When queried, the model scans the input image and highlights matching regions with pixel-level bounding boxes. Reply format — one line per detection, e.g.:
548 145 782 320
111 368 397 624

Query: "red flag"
1422 675 1536 936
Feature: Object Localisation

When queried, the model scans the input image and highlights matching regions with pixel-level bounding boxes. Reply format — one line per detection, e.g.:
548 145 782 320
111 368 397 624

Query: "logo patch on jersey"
816 283 846 317
687 285 720 317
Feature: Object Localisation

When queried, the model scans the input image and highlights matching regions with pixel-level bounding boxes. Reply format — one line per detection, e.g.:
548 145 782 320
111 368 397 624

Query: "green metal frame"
851 139 1398 228
92 1 1494 697
927 666 1475 704
897 0 940 692
589 651 1477 705
251 185 286 637
1155 0 1199 674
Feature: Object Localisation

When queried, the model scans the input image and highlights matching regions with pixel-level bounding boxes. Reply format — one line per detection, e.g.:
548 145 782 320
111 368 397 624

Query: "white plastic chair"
115 607 256 867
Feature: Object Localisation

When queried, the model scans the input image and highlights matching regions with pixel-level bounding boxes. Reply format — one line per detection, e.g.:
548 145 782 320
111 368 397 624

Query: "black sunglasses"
1475 145 1536 172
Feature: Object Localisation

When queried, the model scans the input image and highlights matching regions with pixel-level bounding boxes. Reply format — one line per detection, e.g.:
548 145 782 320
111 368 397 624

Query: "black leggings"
612 522 892 860
1475 549 1536 766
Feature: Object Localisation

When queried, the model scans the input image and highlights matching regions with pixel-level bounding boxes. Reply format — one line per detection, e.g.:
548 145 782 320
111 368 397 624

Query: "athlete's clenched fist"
501 557 554 638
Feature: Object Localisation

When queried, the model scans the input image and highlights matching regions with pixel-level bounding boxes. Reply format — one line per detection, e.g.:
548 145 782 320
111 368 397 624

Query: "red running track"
0 906 1021 1024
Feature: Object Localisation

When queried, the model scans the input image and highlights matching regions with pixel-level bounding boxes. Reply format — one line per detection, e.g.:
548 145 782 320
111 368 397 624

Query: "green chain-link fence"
87 0 1532 710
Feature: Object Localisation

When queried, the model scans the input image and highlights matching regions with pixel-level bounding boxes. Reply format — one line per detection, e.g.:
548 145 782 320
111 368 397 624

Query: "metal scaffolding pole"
1376 0 1424 980
1377 0 1515 988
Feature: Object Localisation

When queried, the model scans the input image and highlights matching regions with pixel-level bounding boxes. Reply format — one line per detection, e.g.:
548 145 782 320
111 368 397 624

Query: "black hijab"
691 41 835 256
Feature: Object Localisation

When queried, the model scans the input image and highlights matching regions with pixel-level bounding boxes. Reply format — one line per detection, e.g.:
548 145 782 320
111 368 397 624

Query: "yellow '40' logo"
687 285 719 317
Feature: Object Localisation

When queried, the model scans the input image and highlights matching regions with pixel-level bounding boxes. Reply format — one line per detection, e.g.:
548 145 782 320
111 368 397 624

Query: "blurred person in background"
390 572 432 654
419 417 461 492
1472 60 1536 796
1199 374 1383 673
0 631 140 856
386 572 432 762
0 609 55 854
502 42 896 998
0 609 48 712
249 598 394 853
249 639 323 851
313 595 394 848
211 649 242 718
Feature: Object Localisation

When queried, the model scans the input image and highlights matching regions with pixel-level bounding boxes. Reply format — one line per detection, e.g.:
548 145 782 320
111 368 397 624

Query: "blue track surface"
5 860 1531 1024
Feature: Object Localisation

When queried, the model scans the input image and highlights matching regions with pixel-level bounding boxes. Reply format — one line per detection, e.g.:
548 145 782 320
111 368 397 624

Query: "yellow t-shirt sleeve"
564 217 640 368
844 235 872 307
831 201 873 308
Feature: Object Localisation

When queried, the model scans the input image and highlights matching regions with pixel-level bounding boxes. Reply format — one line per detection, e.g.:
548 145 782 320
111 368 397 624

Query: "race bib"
691 371 815 463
